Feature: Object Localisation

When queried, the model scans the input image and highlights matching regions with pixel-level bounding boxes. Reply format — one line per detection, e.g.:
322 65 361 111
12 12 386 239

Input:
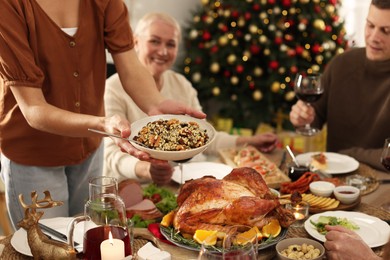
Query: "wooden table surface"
1 148 389 259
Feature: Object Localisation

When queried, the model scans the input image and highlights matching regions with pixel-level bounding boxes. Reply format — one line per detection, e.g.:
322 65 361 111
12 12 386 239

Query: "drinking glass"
380 138 390 211
294 73 324 136
198 226 257 260
381 138 390 171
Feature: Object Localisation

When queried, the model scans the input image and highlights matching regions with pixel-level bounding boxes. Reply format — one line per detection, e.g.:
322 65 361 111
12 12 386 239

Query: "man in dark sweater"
290 0 390 172
292 1 389 259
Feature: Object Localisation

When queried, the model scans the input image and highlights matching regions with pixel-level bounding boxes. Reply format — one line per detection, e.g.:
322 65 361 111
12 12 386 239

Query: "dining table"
1 148 389 260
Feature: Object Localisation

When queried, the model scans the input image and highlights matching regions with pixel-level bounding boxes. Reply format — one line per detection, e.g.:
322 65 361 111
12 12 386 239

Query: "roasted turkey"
173 167 295 234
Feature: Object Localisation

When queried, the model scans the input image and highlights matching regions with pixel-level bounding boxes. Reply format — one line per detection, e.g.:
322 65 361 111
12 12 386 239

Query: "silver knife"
38 223 79 246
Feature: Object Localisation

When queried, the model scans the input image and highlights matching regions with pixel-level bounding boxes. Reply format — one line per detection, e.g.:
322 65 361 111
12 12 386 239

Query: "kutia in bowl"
129 114 216 161
276 237 325 260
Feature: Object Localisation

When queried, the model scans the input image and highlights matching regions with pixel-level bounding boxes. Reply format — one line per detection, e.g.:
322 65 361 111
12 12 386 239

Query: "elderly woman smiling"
103 12 279 185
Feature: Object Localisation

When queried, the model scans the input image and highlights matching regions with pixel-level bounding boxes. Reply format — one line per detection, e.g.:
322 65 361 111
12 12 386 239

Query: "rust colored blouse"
0 0 134 166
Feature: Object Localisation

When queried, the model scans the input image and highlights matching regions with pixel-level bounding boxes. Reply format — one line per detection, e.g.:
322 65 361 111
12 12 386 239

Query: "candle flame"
108 231 114 246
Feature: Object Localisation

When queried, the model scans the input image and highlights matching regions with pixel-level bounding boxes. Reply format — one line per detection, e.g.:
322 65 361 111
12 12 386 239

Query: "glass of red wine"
380 138 390 212
294 72 324 136
381 138 390 171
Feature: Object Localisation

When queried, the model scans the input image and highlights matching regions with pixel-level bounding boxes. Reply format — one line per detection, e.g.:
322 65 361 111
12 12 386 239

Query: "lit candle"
293 212 305 220
100 231 125 260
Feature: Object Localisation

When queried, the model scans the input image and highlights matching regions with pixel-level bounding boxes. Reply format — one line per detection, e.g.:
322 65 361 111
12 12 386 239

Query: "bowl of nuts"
130 114 216 161
276 237 325 260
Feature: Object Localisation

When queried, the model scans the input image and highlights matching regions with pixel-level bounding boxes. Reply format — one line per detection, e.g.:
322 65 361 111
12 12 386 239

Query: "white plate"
304 211 390 248
172 162 233 184
296 152 359 174
11 217 84 256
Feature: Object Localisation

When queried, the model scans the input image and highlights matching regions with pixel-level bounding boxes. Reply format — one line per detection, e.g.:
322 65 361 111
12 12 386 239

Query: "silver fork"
88 128 149 148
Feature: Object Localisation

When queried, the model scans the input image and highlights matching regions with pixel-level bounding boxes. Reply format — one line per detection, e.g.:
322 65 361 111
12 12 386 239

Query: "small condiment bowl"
287 164 310 182
309 181 335 197
276 237 325 260
333 185 360 204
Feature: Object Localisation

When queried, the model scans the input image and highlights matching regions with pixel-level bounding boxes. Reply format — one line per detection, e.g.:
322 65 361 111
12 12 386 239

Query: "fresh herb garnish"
310 216 360 235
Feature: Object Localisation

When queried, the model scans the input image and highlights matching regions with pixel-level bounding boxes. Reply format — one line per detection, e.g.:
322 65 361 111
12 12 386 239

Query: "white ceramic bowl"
270 188 280 198
129 114 216 161
333 185 360 204
309 181 335 197
276 237 325 260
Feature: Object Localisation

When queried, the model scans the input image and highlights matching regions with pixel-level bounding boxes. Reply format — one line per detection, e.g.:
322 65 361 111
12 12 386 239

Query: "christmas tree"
181 0 348 130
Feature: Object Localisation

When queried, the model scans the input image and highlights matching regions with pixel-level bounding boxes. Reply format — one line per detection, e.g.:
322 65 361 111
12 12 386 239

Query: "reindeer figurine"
18 191 77 260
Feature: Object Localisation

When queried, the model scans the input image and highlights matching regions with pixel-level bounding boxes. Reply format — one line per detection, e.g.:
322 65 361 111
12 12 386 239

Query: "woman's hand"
289 100 316 127
324 225 380 260
237 132 279 153
148 99 206 119
149 161 174 185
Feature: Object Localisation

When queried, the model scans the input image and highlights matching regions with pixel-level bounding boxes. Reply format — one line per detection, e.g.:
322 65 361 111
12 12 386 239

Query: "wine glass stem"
179 162 184 185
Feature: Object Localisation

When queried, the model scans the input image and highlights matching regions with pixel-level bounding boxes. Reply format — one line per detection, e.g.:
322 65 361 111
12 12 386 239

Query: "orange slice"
261 219 281 238
193 230 218 246
235 226 262 245
160 211 175 227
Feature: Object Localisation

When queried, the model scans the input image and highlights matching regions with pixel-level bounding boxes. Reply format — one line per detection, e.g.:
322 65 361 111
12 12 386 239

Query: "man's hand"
289 100 316 127
324 225 380 260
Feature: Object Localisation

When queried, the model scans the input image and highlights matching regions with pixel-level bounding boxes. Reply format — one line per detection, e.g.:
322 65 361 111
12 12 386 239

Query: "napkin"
138 242 171 260
147 223 174 245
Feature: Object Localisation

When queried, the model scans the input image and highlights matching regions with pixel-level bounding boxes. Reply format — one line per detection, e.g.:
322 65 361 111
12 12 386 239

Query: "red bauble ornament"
249 81 255 89
314 6 321 13
198 42 205 49
250 44 261 55
231 10 239 18
285 34 294 41
325 25 332 33
312 43 321 54
236 65 244 74
268 0 276 4
253 3 260 11
295 46 304 55
269 60 279 70
287 49 296 57
329 0 337 5
195 57 202 64
245 12 251 20
202 31 211 41
282 0 291 7
220 25 228 33
274 37 283 45
290 66 298 74
210 45 219 53
224 70 231 77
